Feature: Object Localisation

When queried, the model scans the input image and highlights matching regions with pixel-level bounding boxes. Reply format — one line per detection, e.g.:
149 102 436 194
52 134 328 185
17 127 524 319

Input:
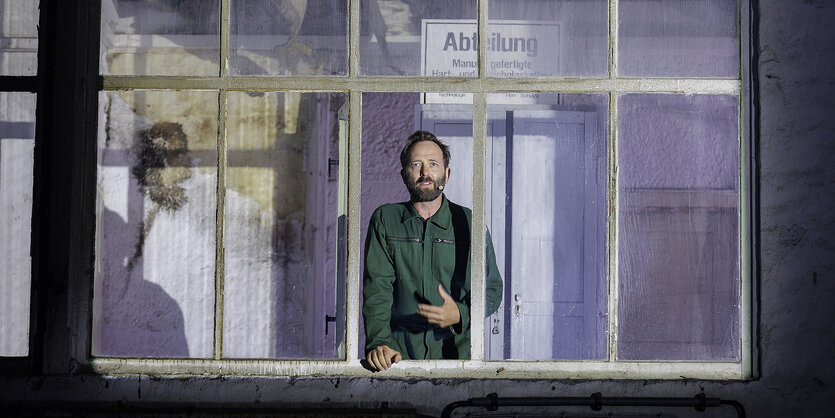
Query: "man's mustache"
416 176 435 184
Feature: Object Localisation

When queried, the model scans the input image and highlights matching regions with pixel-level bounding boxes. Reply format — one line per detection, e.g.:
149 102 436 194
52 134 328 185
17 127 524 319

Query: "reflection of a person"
95 121 201 358
128 122 192 270
363 131 503 370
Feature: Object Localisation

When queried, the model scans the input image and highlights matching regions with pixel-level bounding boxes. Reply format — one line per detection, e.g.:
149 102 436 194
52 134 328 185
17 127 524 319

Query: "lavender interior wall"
359 92 420 356
2 1 834 417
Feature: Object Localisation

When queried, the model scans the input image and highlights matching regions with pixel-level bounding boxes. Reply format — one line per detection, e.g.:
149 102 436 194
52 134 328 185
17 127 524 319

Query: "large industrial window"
91 0 752 379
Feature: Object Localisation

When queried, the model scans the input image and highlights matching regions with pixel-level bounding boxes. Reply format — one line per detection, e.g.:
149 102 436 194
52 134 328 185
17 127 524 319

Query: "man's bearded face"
406 173 447 202
402 140 450 203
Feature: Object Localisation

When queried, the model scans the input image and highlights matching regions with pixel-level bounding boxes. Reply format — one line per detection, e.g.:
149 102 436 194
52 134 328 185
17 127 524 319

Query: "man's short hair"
399 130 451 169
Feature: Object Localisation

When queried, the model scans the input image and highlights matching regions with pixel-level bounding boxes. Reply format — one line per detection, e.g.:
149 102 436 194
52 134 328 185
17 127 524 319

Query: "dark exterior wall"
2 0 834 417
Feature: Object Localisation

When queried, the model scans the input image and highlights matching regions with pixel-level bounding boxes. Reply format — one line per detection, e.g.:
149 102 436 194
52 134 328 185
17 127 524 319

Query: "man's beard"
406 174 446 203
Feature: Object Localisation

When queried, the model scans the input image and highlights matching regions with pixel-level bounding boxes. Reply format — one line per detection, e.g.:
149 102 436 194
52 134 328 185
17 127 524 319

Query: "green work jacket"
362 195 503 360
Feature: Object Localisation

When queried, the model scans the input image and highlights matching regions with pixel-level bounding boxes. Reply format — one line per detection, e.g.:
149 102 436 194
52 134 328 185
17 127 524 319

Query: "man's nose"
419 164 427 176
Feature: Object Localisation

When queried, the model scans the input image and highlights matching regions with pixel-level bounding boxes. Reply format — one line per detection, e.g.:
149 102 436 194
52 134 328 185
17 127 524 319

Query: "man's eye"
411 162 421 168
430 162 438 167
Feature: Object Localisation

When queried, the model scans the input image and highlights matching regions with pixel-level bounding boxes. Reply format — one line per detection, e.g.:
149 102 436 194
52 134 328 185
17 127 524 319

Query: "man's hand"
417 284 461 328
367 345 402 371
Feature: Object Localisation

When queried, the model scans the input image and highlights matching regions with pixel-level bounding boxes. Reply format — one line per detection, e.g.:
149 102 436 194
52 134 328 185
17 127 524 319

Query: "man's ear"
445 166 451 182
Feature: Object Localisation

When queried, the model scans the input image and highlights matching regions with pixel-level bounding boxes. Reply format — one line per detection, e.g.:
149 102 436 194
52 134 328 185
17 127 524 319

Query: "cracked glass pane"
93 90 218 358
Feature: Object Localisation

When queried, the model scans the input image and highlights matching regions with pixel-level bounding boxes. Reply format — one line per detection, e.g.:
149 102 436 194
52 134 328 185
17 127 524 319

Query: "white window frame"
92 0 754 380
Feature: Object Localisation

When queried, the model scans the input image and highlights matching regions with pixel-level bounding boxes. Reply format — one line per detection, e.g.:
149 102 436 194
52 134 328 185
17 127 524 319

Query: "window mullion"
214 0 231 360
345 91 362 361
349 0 360 78
469 0 488 362
609 0 619 78
740 0 756 379
220 0 230 77
608 0 618 362
215 90 228 360
607 92 619 362
471 91 487 362
100 77 740 95
477 0 488 79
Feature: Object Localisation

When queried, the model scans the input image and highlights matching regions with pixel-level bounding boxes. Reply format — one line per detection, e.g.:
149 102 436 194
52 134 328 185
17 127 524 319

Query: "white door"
418 105 606 360
508 110 605 360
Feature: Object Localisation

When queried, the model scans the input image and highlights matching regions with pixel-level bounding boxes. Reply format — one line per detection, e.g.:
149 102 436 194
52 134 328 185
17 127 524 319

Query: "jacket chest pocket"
386 237 423 284
431 238 469 296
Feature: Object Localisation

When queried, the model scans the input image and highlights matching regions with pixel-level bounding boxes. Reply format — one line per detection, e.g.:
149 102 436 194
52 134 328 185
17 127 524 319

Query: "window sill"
88 358 751 380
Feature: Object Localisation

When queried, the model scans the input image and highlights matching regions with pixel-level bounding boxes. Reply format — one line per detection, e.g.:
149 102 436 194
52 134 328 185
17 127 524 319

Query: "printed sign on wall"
421 19 561 103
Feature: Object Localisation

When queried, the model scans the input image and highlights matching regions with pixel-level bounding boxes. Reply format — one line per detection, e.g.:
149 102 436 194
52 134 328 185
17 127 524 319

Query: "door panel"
511 112 590 360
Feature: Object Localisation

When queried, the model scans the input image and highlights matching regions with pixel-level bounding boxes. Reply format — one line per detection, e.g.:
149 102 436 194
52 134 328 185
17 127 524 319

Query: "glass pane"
100 0 220 76
619 0 739 77
230 0 348 76
0 92 36 357
484 93 608 360
488 0 607 77
360 92 475 362
360 1 477 76
93 90 218 358
223 91 346 359
0 0 39 76
618 94 739 361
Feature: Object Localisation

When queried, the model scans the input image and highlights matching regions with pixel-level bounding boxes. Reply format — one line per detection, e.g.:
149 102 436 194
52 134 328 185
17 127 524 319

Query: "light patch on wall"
284 91 301 134
226 167 275 215
115 90 218 151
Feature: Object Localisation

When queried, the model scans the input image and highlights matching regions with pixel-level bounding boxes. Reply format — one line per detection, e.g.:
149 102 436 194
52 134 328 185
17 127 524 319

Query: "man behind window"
363 130 503 370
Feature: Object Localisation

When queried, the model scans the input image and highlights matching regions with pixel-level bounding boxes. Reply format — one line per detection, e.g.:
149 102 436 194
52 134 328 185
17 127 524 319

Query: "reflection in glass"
100 0 220 76
224 92 346 359
619 0 739 77
231 0 348 76
0 92 36 356
93 90 218 358
360 1 476 76
488 0 607 77
0 0 39 76
618 94 739 361
484 93 608 360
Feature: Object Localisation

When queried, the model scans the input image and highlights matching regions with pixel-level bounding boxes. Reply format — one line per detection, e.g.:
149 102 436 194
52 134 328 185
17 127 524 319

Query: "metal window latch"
327 158 339 179
514 294 521 317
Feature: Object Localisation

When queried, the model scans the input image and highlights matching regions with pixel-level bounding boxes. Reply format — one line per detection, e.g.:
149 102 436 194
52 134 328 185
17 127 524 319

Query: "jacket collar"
402 195 451 230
